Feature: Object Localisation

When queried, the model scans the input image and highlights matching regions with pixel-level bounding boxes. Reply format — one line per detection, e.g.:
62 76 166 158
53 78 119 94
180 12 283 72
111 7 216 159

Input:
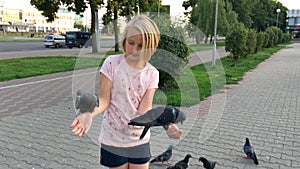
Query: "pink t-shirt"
99 54 159 147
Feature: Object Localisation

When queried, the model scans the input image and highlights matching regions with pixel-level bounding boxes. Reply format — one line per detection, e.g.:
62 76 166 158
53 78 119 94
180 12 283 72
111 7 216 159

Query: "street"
0 38 115 52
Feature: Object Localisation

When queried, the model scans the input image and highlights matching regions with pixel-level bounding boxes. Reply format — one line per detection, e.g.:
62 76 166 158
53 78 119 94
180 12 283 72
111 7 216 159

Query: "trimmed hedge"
151 16 190 89
225 24 290 63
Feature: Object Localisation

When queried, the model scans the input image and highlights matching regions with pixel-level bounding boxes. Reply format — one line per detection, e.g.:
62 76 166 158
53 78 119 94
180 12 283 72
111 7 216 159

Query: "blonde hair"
121 15 160 61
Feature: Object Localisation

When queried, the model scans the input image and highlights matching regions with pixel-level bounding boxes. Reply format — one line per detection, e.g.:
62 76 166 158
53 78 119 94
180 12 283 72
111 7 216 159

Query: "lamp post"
158 0 160 17
212 0 218 68
276 8 281 27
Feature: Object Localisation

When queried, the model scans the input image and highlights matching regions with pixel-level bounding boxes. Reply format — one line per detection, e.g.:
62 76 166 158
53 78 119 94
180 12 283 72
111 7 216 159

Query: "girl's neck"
124 56 146 70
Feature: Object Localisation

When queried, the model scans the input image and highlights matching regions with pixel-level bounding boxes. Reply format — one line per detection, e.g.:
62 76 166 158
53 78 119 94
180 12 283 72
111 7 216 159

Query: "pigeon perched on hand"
243 137 259 165
150 145 174 165
167 154 192 169
75 89 99 115
128 106 186 139
199 157 216 169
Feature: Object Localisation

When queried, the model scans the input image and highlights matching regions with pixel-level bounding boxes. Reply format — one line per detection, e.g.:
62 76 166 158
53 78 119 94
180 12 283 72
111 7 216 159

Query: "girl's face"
124 28 143 62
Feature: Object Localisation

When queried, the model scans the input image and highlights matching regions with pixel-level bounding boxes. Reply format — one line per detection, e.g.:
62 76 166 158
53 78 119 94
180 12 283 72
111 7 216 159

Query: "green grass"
0 56 104 82
153 45 286 106
188 41 225 53
189 43 213 52
0 45 286 107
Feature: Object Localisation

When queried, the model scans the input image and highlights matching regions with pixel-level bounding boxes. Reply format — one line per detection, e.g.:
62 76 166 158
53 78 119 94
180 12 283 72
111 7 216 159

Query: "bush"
265 27 276 48
263 32 270 48
275 28 283 44
225 23 247 61
256 31 265 53
246 29 257 54
281 33 292 43
151 16 190 89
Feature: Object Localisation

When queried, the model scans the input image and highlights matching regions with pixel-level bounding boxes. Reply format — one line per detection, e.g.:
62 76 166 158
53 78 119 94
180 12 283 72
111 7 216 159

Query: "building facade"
286 9 300 37
0 6 79 33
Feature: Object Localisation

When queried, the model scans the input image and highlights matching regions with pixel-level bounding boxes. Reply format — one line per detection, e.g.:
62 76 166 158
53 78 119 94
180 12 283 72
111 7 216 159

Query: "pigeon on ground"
128 106 186 139
199 157 216 169
75 89 99 115
243 137 259 165
166 154 192 169
150 145 174 165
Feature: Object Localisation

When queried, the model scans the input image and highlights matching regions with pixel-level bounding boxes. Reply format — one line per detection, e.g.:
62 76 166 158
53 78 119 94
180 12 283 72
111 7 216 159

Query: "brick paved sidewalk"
0 43 299 169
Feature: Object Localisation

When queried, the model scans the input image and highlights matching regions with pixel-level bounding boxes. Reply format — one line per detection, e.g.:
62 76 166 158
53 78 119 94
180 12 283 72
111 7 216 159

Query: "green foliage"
150 16 190 89
225 23 247 61
265 26 283 48
275 28 283 44
255 31 265 53
224 0 288 32
281 33 292 43
265 27 275 48
263 32 270 48
188 0 228 43
246 29 257 54
226 0 253 28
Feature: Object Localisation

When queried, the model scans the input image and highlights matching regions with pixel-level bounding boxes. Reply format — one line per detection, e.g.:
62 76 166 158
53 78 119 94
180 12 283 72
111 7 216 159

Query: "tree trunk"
90 4 99 53
204 36 209 44
113 7 119 52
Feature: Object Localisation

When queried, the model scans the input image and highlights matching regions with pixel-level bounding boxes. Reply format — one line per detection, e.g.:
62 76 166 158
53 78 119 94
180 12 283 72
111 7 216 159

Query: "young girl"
70 15 183 169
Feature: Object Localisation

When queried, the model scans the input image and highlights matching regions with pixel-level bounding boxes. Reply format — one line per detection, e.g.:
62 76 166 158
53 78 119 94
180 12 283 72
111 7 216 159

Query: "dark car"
65 31 92 48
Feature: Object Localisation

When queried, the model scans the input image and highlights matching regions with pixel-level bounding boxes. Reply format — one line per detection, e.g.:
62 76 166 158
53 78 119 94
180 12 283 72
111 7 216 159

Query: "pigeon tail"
199 157 216 169
252 152 259 165
139 126 150 140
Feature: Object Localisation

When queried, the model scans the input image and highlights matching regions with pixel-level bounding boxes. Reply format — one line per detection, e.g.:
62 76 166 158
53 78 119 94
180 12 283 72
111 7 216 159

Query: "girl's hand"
166 123 183 139
70 113 93 137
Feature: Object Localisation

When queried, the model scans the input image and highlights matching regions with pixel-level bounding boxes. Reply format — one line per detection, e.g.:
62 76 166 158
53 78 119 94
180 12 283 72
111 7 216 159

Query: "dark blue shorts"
100 143 151 168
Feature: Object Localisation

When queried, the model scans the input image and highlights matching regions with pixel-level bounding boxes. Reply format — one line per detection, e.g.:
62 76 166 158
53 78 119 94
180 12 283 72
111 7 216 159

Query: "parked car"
43 34 66 48
65 31 92 48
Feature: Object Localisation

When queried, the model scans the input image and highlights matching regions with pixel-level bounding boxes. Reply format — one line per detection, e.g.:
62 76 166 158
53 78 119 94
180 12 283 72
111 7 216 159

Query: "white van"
43 34 66 48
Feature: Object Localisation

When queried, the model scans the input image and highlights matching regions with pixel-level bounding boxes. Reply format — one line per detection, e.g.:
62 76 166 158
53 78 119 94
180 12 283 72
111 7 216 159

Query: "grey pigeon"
167 154 192 169
199 157 216 169
75 89 99 115
128 106 186 139
150 145 174 165
243 137 259 165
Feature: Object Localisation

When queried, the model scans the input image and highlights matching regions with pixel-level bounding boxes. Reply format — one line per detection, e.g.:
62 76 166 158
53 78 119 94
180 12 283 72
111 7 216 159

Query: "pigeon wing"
174 161 188 169
75 89 99 113
150 145 173 163
156 107 177 126
128 107 166 126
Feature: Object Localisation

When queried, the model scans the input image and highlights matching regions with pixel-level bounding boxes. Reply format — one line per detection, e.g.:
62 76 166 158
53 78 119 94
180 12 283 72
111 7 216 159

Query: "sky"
1 0 299 11
277 0 300 9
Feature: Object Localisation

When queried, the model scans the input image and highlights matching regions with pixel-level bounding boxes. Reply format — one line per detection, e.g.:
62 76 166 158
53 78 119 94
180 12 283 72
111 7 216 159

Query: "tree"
226 0 254 28
225 0 288 32
30 0 104 53
187 0 228 44
225 23 247 62
74 21 84 31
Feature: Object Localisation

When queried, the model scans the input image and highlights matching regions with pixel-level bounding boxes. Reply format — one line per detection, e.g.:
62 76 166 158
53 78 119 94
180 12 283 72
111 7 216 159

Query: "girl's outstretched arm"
70 73 112 136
